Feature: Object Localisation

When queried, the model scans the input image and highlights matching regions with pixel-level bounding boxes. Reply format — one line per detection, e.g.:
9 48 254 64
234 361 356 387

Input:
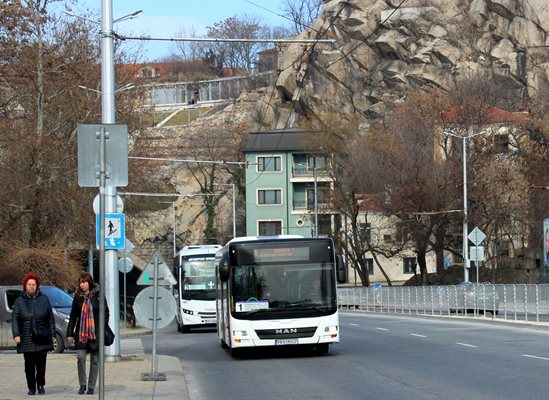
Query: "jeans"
24 350 48 391
76 349 99 389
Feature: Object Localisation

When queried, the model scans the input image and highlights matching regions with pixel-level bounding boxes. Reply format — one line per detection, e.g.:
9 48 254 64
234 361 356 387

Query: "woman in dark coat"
11 272 55 395
66 272 109 395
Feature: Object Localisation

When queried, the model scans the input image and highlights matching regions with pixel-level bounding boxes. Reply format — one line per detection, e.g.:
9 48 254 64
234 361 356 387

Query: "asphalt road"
143 313 549 400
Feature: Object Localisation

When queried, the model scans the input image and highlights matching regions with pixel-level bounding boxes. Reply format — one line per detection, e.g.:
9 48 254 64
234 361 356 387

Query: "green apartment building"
243 129 337 238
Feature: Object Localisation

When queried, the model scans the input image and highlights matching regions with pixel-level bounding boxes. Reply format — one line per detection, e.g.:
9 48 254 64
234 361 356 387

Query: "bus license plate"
275 339 299 345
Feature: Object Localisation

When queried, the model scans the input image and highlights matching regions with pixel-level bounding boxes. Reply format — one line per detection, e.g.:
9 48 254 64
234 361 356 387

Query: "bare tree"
0 1 145 280
282 0 323 35
204 14 271 72
171 25 205 61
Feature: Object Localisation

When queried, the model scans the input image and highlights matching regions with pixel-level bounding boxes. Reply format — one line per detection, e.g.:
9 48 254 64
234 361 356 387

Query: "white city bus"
174 244 222 332
215 236 347 356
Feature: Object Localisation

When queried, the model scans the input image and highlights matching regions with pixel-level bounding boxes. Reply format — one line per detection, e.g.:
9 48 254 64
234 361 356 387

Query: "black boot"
86 387 95 395
37 385 45 395
78 385 86 395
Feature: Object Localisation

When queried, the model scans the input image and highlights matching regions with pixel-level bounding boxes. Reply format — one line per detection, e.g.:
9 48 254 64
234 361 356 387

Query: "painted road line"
522 354 549 361
456 342 477 348
410 334 427 338
376 327 389 331
349 323 359 326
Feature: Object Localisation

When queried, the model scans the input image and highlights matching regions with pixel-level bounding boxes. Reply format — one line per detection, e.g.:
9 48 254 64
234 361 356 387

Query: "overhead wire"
242 0 324 35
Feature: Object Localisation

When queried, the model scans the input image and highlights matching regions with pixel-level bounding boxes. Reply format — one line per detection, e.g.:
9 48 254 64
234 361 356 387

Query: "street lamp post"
313 162 318 238
461 136 470 283
214 183 236 239
296 161 319 238
445 130 486 283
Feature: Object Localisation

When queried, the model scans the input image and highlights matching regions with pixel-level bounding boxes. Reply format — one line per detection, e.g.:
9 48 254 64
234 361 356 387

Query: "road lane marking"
456 342 477 348
349 323 359 326
410 334 427 338
522 354 549 361
376 327 389 331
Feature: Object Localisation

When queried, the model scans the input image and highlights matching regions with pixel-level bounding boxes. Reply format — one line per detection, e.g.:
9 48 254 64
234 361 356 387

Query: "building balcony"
293 200 332 211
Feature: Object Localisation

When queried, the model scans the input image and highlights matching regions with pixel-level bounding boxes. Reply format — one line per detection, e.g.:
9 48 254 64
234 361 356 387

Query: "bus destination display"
252 246 310 263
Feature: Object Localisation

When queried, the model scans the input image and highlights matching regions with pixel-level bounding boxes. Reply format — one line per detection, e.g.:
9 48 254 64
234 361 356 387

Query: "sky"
73 0 290 61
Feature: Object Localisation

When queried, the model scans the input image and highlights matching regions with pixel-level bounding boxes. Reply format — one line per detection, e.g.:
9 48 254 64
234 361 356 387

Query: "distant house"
437 105 534 271
350 195 438 286
257 48 278 72
243 129 338 238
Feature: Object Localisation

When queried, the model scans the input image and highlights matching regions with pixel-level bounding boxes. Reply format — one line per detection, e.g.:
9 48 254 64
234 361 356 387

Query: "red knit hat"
22 272 41 290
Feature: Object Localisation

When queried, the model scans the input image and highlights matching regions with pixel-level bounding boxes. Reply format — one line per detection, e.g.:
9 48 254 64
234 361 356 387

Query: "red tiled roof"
442 105 528 124
355 194 385 212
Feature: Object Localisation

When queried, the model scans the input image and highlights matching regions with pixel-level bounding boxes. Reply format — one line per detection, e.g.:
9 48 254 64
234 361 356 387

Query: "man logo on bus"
276 328 297 334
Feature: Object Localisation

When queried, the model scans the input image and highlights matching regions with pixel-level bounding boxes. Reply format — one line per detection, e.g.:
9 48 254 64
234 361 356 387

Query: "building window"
383 234 392 242
257 156 281 172
258 221 282 236
494 134 510 153
366 258 374 275
258 189 282 205
359 223 371 243
306 186 329 208
307 155 329 171
396 222 412 243
403 257 417 274
317 215 332 236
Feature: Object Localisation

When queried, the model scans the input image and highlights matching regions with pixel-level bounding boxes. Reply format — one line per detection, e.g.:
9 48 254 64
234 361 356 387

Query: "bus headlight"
324 325 338 337
232 330 248 337
182 308 194 315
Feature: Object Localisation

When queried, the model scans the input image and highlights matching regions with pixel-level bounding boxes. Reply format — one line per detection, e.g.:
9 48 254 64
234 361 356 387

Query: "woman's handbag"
31 322 51 345
105 324 115 346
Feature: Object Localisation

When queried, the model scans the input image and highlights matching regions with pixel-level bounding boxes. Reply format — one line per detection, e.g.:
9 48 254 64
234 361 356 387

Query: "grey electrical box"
77 124 128 187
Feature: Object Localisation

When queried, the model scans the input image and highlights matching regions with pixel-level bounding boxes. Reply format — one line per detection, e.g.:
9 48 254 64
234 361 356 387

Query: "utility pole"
101 0 121 374
445 129 487 283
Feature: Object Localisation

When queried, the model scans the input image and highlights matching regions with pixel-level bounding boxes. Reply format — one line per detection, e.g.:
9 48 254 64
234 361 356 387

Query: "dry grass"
0 241 83 290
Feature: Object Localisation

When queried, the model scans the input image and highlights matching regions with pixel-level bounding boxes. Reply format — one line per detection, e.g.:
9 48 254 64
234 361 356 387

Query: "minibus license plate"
275 339 298 345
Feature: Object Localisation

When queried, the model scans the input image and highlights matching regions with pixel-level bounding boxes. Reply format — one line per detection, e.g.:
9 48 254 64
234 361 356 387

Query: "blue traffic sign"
96 213 125 249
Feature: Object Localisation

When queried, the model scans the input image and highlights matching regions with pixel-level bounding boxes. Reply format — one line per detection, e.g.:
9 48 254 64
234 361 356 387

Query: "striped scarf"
79 291 96 344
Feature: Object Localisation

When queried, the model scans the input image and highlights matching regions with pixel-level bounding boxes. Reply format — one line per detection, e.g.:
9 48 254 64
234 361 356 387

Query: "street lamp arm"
443 130 487 140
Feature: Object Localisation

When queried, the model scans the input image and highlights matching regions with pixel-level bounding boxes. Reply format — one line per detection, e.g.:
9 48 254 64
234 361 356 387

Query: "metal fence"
338 284 549 323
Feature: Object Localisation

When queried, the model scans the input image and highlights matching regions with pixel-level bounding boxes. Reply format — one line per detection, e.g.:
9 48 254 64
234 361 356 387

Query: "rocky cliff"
262 0 549 129
128 0 549 263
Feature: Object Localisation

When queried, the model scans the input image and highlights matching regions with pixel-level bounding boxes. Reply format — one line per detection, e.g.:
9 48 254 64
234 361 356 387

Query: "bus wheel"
176 322 182 332
220 340 228 349
316 343 329 355
230 347 243 358
181 325 190 333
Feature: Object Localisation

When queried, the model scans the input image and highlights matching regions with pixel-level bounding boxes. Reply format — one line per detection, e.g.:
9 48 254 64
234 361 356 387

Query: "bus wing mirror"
219 255 230 282
336 254 347 284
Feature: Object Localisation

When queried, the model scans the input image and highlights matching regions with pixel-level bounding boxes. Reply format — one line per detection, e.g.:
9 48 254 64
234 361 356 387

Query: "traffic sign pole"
468 228 486 285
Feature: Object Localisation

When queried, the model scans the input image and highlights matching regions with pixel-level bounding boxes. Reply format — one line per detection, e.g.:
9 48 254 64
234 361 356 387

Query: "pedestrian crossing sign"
96 213 125 250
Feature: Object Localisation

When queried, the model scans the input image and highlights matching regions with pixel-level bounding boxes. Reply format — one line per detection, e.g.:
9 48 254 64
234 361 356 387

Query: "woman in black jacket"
11 272 55 396
66 272 109 395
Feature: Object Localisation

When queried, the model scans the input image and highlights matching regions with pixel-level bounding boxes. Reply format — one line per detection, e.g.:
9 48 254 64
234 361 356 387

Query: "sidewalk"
0 327 188 400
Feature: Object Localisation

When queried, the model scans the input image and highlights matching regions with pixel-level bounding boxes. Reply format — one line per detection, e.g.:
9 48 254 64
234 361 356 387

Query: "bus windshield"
231 262 336 318
181 258 217 300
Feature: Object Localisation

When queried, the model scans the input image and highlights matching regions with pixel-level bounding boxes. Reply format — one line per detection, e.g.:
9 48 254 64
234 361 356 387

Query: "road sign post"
134 251 176 382
468 227 486 284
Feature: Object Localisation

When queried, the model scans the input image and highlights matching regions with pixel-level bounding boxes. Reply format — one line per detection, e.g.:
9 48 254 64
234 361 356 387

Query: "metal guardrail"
337 284 549 323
